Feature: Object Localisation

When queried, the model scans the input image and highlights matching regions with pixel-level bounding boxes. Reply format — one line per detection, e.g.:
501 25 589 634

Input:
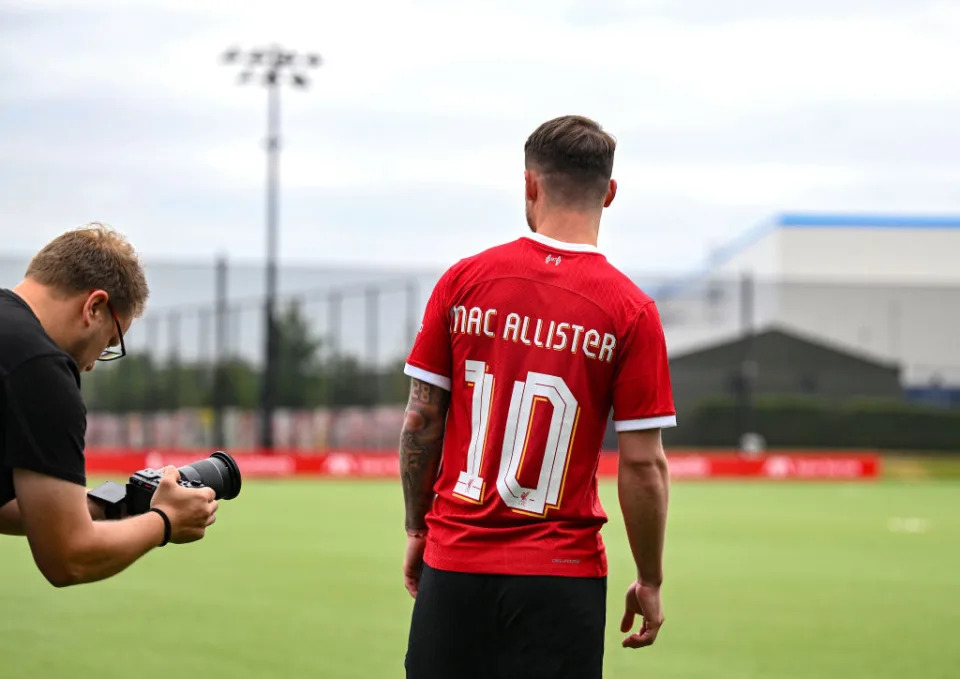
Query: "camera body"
124 468 208 516
88 451 242 520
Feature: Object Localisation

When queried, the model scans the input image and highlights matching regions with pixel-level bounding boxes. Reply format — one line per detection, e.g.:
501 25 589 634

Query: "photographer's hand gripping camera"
88 451 242 519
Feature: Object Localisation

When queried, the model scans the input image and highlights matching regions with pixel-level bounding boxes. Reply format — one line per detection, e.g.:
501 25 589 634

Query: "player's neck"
533 213 600 248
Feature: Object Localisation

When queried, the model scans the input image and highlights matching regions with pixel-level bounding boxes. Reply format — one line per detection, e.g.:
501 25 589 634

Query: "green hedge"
665 396 960 452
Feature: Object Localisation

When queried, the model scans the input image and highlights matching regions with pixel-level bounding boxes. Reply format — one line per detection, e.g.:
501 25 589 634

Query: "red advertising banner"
596 452 880 480
85 449 880 481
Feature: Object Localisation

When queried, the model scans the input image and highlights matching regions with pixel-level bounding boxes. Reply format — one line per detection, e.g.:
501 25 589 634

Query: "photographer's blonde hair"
25 223 150 318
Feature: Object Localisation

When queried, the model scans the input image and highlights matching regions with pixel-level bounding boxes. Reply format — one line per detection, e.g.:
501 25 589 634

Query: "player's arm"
87 495 109 521
4 357 217 587
397 267 454 596
13 468 167 586
399 378 450 533
14 466 218 587
0 499 24 535
617 429 670 648
0 493 113 535
617 428 669 588
611 301 676 648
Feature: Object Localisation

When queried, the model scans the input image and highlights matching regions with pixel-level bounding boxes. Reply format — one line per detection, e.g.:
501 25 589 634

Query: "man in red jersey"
398 115 676 679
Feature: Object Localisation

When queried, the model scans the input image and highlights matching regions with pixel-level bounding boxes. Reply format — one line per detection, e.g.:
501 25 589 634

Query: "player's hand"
620 581 664 649
403 532 427 598
150 466 218 544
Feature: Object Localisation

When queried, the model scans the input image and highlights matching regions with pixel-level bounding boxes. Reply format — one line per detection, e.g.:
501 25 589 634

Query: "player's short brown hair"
25 223 149 318
524 115 617 209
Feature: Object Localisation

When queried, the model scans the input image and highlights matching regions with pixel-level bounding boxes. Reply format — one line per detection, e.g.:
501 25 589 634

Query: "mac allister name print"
449 305 617 362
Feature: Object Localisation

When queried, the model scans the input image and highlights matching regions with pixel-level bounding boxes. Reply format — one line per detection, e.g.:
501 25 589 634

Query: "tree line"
83 302 410 412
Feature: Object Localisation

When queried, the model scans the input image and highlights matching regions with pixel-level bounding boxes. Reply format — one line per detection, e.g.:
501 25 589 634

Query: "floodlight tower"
222 45 322 450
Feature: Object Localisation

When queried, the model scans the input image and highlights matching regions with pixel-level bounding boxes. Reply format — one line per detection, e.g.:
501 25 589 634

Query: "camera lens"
177 451 242 500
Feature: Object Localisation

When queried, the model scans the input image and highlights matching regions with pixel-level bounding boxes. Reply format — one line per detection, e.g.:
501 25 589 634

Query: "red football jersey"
405 233 676 578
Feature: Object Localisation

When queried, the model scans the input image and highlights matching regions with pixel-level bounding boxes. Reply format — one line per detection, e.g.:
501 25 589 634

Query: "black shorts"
405 562 607 679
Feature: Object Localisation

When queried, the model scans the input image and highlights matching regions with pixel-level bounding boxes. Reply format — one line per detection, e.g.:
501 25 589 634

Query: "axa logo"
545 254 562 266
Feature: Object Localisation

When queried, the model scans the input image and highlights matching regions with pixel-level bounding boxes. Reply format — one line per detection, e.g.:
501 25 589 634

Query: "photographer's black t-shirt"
0 289 86 507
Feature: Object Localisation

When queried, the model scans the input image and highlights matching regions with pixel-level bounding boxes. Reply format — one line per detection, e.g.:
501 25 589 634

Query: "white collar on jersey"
522 232 602 254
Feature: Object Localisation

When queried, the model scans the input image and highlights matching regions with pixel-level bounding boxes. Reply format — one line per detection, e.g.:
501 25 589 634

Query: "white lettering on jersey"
503 313 521 343
583 329 601 359
598 333 616 362
466 307 483 336
483 309 497 338
519 316 532 345
450 305 468 333
552 323 569 352
569 325 585 354
451 307 617 363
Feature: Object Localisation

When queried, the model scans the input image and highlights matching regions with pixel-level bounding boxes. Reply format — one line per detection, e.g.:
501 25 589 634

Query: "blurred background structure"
5 211 957 454
2 5 959 678
2 1 959 457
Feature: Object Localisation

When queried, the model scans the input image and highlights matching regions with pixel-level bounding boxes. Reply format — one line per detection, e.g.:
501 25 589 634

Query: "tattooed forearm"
400 378 450 533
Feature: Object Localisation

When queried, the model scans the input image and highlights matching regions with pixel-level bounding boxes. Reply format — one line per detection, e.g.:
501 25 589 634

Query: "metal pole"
213 256 228 449
326 289 342 406
145 315 160 448
259 69 281 451
739 273 756 449
168 311 181 411
221 45 322 450
366 286 380 402
199 308 210 365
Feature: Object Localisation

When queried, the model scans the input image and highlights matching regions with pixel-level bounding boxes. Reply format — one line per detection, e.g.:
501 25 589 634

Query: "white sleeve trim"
614 415 677 431
404 363 452 391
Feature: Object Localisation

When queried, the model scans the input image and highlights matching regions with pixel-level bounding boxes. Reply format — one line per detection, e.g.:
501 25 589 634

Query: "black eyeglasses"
98 302 126 362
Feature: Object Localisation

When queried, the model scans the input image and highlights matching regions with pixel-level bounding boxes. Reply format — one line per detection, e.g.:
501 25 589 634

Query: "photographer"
0 224 218 587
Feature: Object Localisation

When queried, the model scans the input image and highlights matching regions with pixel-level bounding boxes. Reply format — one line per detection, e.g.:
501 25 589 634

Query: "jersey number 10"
453 359 580 516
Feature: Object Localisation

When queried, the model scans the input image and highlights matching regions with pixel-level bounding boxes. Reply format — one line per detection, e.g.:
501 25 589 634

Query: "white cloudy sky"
2 0 959 276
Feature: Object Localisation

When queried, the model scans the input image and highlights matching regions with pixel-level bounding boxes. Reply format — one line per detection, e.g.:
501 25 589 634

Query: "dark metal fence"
5 255 958 450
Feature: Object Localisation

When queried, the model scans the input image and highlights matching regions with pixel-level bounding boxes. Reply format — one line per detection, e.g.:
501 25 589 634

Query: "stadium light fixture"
221 44 322 451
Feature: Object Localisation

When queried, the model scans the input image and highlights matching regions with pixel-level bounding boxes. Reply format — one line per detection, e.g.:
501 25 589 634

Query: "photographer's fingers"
150 468 178 513
158 465 181 484
150 465 223 544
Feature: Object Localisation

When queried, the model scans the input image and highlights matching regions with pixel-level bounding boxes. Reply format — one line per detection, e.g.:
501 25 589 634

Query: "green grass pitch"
1 479 958 678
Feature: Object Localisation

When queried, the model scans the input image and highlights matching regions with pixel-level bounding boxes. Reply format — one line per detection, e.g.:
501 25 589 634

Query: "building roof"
717 212 960 268
669 325 900 372
648 212 960 301
777 213 960 229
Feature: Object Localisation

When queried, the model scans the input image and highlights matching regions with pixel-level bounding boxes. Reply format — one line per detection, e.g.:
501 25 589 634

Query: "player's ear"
525 170 538 202
81 290 110 328
603 179 617 208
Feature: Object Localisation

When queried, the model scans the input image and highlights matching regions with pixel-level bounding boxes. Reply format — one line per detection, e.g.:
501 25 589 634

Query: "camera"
88 451 242 520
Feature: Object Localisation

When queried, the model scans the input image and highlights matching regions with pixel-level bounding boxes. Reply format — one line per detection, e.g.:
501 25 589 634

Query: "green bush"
666 396 960 452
